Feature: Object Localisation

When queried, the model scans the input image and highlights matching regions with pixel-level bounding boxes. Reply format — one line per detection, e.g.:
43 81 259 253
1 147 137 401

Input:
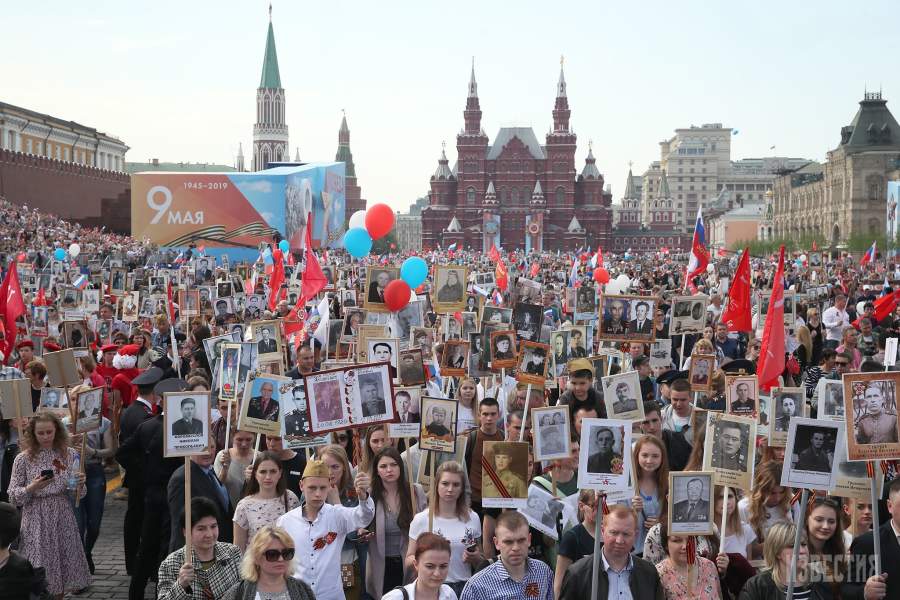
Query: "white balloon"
68 243 81 258
706 264 715 273
799 254 808 262
349 210 367 230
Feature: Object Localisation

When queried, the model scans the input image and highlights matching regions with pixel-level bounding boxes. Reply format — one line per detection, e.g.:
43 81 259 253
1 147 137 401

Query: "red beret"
101 344 118 353
42 341 61 352
16 340 34 350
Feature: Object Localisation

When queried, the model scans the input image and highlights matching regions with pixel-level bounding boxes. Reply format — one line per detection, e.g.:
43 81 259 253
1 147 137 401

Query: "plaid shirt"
157 542 241 600
459 557 553 600
0 365 24 381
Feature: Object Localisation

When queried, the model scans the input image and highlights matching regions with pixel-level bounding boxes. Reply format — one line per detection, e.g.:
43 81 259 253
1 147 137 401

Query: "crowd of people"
0 198 899 600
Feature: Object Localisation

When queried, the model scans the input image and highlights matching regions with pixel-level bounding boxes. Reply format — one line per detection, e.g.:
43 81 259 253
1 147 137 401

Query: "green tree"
371 230 398 255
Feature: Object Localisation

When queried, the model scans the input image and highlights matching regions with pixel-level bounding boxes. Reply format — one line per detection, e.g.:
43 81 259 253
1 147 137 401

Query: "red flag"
495 256 508 292
488 243 500 263
268 248 286 312
0 260 26 360
720 248 752 332
530 262 540 277
35 287 48 307
299 219 327 304
757 246 786 392
852 290 900 328
283 307 306 336
812 240 818 252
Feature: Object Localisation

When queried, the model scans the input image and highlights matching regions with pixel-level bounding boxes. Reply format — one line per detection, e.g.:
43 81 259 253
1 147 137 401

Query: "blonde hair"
240 525 296 581
692 339 715 355
434 460 471 521
318 444 352 493
764 522 805 588
714 485 743 537
748 462 789 541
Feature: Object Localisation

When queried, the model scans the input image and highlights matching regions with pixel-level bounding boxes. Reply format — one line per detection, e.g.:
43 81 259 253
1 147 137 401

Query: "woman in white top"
406 461 485 598
384 532 457 600
738 462 796 560
233 451 300 551
455 379 478 433
715 485 755 558
215 429 256 505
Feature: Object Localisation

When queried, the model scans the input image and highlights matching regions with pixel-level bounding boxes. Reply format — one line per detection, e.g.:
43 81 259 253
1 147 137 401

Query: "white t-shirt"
457 405 476 432
721 523 757 557
738 497 797 539
408 509 481 583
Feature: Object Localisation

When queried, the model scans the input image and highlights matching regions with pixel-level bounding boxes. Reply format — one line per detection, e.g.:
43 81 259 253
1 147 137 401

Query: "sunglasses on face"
263 548 295 562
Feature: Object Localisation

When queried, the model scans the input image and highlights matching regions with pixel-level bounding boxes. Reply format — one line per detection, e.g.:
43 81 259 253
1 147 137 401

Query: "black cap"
132 366 164 387
656 369 689 385
154 378 189 396
722 359 756 375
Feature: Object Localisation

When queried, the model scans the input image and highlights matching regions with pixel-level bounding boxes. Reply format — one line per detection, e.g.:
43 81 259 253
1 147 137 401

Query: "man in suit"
794 430 832 472
368 270 391 303
730 381 755 414
116 366 163 576
399 353 424 385
171 397 203 436
849 477 900 599
672 478 710 522
166 447 233 552
568 329 588 358
257 328 278 354
587 427 622 474
628 301 652 334
247 381 280 421
116 377 185 599
395 391 419 423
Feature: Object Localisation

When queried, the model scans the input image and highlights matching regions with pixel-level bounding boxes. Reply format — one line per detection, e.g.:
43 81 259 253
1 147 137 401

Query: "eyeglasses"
263 548 295 562
835 361 850 366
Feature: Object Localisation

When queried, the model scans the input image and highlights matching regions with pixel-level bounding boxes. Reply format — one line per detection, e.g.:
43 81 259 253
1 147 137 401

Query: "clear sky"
3 1 897 213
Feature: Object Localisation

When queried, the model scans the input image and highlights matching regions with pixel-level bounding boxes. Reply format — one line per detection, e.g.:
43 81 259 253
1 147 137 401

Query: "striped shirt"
459 557 553 600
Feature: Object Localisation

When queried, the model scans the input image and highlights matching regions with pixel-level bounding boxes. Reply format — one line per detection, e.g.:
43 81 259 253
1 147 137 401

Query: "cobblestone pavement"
73 484 153 600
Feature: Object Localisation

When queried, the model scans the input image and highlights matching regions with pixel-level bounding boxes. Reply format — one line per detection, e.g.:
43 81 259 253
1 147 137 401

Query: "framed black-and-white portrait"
238 373 291 436
574 285 597 322
726 375 758 418
396 300 424 341
73 386 103 434
514 278 541 306
689 353 715 392
783 418 843 489
251 320 282 361
398 348 426 386
40 387 68 410
517 341 550 386
440 340 469 377
442 313 463 340
550 330 570 377
577 418 632 491
521 483 578 540
281 380 331 449
769 387 806 447
365 266 400 313
389 387 422 438
482 306 512 327
419 396 458 453
489 330 517 370
843 371 900 461
649 338 673 370
31 306 49 337
81 289 100 313
433 266 468 314
163 392 211 457
468 331 489 377
601 370 644 421
203 330 242 393
817 379 845 422
118 291 139 322
178 289 201 317
531 406 570 461
109 267 127 294
61 320 88 350
668 471 715 535
410 327 435 355
598 294 658 344
474 271 495 289
511 302 542 342
460 311 478 338
367 338 399 379
669 295 709 335
342 308 366 343
703 412 756 491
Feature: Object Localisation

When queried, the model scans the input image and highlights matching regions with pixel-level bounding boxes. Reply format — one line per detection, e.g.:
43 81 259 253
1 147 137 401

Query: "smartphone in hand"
40 469 54 480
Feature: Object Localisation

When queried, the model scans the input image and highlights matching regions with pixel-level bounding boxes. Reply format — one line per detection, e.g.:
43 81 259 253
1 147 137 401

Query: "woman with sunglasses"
224 526 315 600
233 451 300 552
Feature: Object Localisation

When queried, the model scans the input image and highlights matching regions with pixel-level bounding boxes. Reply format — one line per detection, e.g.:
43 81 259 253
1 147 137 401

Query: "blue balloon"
343 227 373 258
278 239 290 254
53 248 66 261
400 256 428 288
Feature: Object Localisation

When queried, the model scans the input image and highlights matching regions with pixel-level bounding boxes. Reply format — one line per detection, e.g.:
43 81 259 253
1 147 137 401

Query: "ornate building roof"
259 14 282 89
839 92 899 151
487 127 546 160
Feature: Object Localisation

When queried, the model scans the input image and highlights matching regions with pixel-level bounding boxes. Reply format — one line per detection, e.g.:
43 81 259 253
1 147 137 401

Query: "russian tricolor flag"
73 274 88 290
685 207 709 291
491 289 503 306
447 242 457 252
860 240 877 266
568 256 580 287
590 247 603 269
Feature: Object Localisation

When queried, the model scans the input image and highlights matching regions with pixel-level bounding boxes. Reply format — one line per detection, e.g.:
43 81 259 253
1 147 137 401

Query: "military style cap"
155 378 188 396
131 366 164 387
567 358 595 376
302 459 330 480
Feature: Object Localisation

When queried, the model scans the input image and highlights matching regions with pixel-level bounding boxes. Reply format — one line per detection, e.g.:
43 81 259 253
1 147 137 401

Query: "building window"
63 147 69 161
555 187 565 204
56 146 61 160
466 187 476 205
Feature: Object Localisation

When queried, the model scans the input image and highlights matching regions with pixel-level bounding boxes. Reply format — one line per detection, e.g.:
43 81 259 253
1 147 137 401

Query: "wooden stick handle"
184 457 192 560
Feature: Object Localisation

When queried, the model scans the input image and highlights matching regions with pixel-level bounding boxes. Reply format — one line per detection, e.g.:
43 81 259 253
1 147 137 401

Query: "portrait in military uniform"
783 418 843 489
516 341 550 386
818 380 845 422
668 472 715 535
770 387 805 447
432 266 467 314
489 330 518 370
283 382 311 438
419 397 458 453
550 331 570 377
669 295 709 336
843 372 900 461
439 340 469 377
577 418 632 490
726 376 758 417
689 354 715 392
702 412 757 491
601 370 644 421
532 406 570 461
163 392 211 457
481 441 530 508
398 348 426 386
575 285 596 321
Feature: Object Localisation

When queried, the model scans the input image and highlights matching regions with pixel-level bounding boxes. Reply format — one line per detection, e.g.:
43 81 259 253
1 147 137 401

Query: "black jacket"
737 570 845 600
847 520 900 598
558 388 607 419
167 461 234 551
118 400 153 488
560 553 664 600
116 415 182 490
0 551 51 600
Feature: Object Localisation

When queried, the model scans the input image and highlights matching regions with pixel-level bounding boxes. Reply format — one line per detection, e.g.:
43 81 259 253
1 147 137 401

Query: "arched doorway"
831 224 840 246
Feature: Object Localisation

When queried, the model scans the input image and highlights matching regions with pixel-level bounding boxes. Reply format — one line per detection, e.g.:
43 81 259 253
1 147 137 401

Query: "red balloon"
384 279 411 312
593 267 610 284
16 253 26 262
365 203 395 240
